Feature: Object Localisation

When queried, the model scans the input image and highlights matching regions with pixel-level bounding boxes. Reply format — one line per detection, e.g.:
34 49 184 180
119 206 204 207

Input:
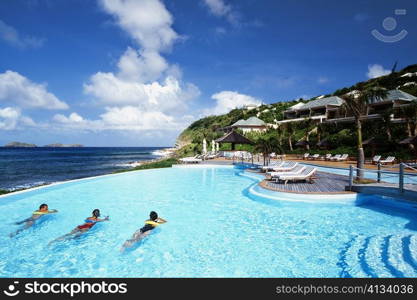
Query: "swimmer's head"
39 204 48 211
92 209 100 218
150 211 158 221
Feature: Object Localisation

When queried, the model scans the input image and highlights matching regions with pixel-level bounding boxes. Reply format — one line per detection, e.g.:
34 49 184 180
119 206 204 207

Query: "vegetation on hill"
176 64 417 161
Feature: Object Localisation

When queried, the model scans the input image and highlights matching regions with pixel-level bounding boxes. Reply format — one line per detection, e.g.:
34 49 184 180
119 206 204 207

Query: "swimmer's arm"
47 209 58 214
96 216 110 222
156 217 167 224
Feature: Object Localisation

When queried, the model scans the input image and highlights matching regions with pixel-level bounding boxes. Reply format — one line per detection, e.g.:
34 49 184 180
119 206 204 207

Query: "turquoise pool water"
0 166 416 277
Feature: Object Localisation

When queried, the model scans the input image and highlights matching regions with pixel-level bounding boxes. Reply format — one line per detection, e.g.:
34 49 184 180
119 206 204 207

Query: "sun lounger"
379 156 395 165
271 161 298 172
334 154 348 161
179 155 202 163
371 155 381 164
324 154 332 160
277 167 317 184
307 154 319 160
303 153 310 160
261 161 284 171
267 165 306 181
329 154 341 161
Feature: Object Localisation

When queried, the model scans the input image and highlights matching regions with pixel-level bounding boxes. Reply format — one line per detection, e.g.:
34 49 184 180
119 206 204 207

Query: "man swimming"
49 209 109 244
10 204 58 237
121 211 167 251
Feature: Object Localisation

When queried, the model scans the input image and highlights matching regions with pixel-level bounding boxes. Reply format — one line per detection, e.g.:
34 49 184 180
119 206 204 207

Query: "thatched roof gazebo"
215 130 254 150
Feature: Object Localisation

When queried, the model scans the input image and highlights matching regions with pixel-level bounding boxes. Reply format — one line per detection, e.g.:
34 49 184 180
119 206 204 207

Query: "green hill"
176 64 417 159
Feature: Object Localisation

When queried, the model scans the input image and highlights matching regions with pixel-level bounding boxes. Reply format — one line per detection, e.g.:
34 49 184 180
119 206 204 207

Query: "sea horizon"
0 146 172 191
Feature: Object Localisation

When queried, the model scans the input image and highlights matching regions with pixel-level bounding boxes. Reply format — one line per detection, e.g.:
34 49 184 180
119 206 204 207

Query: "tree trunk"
355 118 364 180
305 134 310 150
407 122 415 151
386 128 392 142
288 136 293 151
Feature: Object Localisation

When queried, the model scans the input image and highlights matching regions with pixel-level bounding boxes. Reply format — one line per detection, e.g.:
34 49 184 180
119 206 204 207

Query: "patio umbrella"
295 140 310 148
399 136 417 145
363 137 385 157
211 140 215 153
316 138 331 149
203 138 207 154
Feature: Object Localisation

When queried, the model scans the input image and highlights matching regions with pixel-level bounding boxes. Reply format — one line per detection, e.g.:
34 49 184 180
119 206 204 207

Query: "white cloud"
0 70 68 110
367 64 391 79
53 108 192 132
0 107 36 130
99 0 178 52
203 0 240 26
81 0 200 134
204 91 263 116
84 69 199 113
0 19 45 49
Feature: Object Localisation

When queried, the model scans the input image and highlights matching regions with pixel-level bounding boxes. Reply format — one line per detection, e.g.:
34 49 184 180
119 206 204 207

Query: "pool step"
339 234 417 278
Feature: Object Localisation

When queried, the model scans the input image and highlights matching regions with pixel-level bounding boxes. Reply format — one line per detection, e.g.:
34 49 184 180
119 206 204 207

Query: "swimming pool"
0 166 416 277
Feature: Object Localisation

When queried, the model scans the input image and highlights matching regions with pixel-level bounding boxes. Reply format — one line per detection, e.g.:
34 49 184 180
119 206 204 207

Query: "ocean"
0 147 169 190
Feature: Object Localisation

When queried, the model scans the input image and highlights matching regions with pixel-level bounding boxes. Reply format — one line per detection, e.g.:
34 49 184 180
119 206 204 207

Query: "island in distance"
4 141 37 147
4 142 83 147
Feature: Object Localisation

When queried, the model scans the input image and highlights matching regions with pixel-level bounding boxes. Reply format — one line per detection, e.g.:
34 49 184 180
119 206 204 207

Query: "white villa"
223 116 267 133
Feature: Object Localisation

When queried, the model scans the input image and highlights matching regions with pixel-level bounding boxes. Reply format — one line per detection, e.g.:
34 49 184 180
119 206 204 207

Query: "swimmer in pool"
49 209 109 244
121 211 166 251
10 204 58 237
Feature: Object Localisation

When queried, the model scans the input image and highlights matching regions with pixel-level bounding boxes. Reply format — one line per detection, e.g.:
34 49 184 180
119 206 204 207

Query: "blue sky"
0 0 416 146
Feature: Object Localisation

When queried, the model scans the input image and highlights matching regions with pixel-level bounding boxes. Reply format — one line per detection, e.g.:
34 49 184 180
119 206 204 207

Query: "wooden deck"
258 171 353 194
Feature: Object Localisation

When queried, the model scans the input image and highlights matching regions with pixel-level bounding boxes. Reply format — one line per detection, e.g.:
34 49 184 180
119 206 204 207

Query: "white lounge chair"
267 165 306 181
329 154 341 161
261 161 284 171
324 154 332 160
179 155 202 164
303 153 310 160
272 161 298 172
379 156 395 165
334 154 349 161
307 154 320 160
371 155 381 164
278 167 317 185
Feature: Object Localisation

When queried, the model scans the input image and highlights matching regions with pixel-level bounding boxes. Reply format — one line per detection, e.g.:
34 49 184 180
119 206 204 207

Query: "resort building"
222 116 267 133
325 89 417 123
278 90 417 124
278 96 344 124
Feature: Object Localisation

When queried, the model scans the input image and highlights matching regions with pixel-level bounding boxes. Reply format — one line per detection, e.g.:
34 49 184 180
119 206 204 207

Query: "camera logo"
3 281 20 297
372 9 408 43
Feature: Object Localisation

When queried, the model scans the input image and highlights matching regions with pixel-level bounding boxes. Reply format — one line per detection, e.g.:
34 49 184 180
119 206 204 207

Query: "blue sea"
0 147 168 190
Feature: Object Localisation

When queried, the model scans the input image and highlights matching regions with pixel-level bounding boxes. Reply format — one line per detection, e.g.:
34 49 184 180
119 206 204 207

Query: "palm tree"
254 133 282 166
400 100 417 137
302 118 315 151
342 86 388 179
281 122 294 151
380 108 393 142
400 100 417 151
